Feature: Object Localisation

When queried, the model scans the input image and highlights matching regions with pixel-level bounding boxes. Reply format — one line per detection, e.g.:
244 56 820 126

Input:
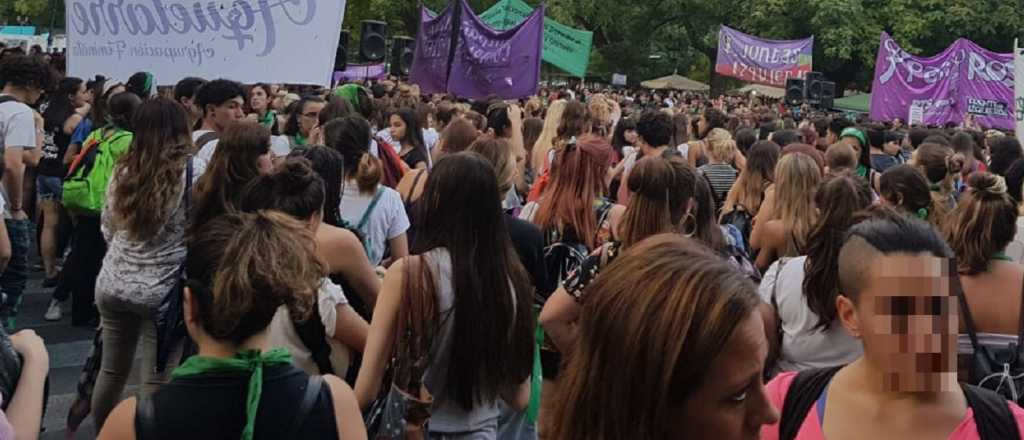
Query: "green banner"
479 0 593 78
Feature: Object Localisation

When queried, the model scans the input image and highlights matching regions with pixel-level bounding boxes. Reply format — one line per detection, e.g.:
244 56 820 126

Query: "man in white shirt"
192 79 245 164
0 54 48 328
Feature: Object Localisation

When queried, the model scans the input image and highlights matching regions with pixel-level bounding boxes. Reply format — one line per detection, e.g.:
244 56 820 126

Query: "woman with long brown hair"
722 140 781 220
539 155 695 350
750 152 821 271
549 234 779 440
399 117 480 220
92 97 196 428
191 121 275 232
759 174 871 374
355 152 534 438
945 172 1024 374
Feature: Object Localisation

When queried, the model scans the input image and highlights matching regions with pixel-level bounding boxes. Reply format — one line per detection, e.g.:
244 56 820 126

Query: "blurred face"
298 101 324 136
71 83 90 107
698 115 709 136
389 114 408 142
840 254 958 393
208 96 245 131
249 87 268 113
624 129 638 144
676 311 779 439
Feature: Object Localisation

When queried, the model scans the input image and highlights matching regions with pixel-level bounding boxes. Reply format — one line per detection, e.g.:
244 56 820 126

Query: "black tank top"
143 365 338 439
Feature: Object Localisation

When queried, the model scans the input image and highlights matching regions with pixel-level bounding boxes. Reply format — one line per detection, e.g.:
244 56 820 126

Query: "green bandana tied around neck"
856 164 868 179
258 110 276 130
993 252 1014 262
293 132 308 146
172 348 292 440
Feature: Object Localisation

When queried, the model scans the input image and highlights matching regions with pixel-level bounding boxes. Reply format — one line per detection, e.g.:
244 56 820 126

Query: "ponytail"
355 152 382 194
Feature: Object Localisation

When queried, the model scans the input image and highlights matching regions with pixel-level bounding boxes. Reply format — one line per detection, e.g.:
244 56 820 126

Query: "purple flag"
410 3 457 95
448 0 543 99
870 32 1016 130
715 25 813 87
410 0 543 99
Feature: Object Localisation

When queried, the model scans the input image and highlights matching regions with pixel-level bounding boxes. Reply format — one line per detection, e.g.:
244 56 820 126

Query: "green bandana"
856 164 868 179
992 252 1013 262
334 84 361 109
258 110 276 129
293 132 308 147
172 348 292 440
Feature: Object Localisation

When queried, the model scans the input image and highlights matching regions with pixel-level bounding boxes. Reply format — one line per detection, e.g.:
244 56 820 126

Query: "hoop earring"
681 212 697 237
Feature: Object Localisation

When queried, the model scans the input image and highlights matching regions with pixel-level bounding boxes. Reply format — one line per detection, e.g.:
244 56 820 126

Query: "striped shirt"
698 163 738 211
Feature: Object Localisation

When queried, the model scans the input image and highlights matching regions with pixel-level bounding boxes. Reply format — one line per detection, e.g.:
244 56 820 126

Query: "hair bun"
276 158 318 193
968 172 1008 197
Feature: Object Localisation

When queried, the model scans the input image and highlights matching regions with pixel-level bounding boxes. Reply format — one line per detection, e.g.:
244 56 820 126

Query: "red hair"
534 134 612 249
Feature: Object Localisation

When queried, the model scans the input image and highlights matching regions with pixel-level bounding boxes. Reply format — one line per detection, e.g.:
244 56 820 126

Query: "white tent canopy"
641 72 710 91
733 84 785 99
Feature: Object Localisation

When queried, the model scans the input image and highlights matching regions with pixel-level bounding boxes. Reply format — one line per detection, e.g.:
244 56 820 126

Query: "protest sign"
870 32 1015 131
64 0 346 86
479 0 592 78
909 103 924 126
715 26 813 87
1016 39 1024 137
612 73 627 86
412 0 544 99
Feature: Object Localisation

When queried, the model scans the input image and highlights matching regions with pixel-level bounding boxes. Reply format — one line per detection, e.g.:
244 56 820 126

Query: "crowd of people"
3 48 1024 440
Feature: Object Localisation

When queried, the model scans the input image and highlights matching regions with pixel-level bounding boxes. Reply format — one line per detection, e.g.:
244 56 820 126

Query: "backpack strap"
194 131 220 150
951 258 985 356
403 169 427 204
134 394 159 440
292 305 334 375
358 186 385 230
962 383 1022 440
287 375 325 438
779 366 842 440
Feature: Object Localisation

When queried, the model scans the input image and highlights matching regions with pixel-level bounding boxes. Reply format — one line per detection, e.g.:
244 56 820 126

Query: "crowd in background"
2 49 1024 440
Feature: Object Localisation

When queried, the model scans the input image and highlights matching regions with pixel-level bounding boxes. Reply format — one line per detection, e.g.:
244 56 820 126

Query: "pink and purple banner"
333 63 387 84
870 32 1015 130
715 25 813 87
410 0 543 99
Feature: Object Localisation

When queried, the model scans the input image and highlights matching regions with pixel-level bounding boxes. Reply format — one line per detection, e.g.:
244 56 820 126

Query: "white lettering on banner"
460 21 511 67
66 0 345 86
966 98 1010 117
731 61 806 85
879 35 1014 87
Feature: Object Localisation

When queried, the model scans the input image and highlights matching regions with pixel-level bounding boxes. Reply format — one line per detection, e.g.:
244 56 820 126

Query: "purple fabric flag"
870 32 1016 130
410 3 457 95
715 25 813 87
448 0 543 99
333 63 387 84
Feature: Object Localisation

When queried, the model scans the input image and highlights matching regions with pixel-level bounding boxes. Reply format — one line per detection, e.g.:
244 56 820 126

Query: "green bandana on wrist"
172 348 292 440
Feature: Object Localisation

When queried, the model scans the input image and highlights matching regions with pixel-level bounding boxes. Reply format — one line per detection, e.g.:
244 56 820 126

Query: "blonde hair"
468 138 516 195
773 153 821 255
705 128 736 163
531 99 567 174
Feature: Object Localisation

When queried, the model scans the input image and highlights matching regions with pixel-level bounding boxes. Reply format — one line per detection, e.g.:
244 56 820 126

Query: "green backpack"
62 127 133 215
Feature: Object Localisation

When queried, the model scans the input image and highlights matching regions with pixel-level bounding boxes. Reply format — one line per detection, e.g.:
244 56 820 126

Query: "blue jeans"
0 218 30 316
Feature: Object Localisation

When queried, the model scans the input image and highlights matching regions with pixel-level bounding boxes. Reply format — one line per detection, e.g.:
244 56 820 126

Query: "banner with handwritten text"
448 0 543 99
715 25 813 87
65 0 346 86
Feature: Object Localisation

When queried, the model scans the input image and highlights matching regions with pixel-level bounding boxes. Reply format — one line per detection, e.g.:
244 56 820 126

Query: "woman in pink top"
762 208 1024 440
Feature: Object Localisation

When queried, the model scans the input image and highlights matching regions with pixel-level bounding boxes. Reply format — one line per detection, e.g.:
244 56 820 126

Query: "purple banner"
716 25 813 87
870 32 1015 130
410 3 455 95
333 63 386 84
410 0 543 99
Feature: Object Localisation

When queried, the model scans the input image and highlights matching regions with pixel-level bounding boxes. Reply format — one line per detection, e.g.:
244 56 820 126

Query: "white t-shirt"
758 256 863 372
269 278 352 375
339 183 409 266
0 99 37 217
269 135 291 157
193 130 219 166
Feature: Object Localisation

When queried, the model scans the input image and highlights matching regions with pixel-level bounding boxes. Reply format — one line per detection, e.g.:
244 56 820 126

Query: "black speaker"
334 30 349 71
360 20 388 62
785 78 805 106
390 36 415 76
819 81 836 109
805 71 825 105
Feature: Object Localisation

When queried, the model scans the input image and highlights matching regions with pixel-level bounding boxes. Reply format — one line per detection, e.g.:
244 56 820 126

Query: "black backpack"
779 367 1021 440
955 263 1024 404
720 205 754 251
541 200 613 300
